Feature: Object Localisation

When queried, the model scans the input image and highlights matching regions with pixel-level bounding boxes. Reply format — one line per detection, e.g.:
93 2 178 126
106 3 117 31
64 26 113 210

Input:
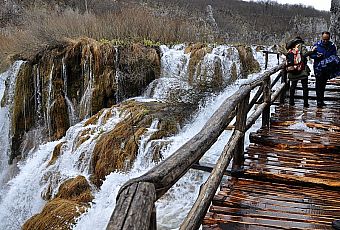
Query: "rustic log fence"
106 63 286 230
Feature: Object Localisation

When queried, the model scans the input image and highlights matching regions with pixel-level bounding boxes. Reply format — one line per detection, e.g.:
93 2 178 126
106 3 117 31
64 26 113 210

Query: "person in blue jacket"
310 31 337 108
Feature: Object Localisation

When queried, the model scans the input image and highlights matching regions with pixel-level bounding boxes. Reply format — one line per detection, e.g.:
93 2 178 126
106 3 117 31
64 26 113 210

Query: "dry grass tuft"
48 142 65 166
23 176 93 230
91 100 152 186
22 198 88 230
56 176 94 203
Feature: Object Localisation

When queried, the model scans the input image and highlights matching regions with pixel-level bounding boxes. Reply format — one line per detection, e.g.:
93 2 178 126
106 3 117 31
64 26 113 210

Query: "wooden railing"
106 63 286 230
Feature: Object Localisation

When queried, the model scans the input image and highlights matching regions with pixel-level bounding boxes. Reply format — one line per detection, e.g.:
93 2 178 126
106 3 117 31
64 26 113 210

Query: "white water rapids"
0 45 281 230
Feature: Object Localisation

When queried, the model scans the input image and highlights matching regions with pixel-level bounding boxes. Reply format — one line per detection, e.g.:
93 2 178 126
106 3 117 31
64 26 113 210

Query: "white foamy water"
0 141 60 230
75 45 281 229
0 105 123 229
0 61 24 189
0 45 281 230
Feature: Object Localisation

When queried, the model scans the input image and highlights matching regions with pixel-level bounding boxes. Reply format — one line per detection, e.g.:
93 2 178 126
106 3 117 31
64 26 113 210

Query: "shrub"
0 4 211 71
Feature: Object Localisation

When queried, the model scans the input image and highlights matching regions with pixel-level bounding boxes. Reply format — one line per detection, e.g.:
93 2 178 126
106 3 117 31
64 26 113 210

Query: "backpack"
286 44 305 74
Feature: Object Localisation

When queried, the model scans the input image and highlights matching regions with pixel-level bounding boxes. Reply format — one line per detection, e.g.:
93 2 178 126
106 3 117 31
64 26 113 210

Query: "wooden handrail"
106 63 285 230
180 73 287 230
180 130 243 230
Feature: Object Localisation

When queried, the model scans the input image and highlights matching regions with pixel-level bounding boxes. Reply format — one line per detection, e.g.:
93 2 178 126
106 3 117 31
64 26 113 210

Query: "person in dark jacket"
333 220 340 230
286 36 313 107
310 31 337 108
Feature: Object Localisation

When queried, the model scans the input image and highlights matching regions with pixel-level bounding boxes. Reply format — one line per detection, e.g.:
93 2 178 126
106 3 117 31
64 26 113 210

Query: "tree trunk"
330 0 340 53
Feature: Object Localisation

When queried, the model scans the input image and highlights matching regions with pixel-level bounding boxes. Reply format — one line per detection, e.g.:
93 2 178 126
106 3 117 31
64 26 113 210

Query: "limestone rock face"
236 45 260 77
117 43 161 101
90 100 192 187
5 38 161 163
10 62 35 161
183 43 259 92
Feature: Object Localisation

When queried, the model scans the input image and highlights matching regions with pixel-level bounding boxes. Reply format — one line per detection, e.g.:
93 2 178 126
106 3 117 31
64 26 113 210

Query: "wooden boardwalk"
203 77 340 230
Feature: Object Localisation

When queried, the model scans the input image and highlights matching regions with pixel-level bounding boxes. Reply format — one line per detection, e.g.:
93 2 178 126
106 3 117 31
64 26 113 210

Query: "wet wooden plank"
203 77 340 229
203 178 339 230
249 130 340 152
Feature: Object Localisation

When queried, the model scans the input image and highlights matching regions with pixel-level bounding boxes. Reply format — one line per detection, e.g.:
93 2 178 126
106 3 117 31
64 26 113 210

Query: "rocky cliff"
2 38 160 163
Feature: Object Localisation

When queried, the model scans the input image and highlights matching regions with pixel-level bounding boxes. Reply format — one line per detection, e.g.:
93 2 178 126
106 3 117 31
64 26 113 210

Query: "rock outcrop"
4 38 160 163
90 100 192 187
23 176 93 230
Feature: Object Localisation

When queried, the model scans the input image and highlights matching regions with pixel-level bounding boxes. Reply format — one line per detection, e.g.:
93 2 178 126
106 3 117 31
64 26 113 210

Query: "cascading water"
62 58 77 126
0 105 124 230
34 64 43 124
0 61 24 190
45 64 55 139
79 48 94 119
0 44 281 230
145 45 241 103
114 47 123 103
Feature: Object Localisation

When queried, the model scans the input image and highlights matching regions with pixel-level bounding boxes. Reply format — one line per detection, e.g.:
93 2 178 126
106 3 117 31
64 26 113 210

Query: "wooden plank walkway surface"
203 77 340 229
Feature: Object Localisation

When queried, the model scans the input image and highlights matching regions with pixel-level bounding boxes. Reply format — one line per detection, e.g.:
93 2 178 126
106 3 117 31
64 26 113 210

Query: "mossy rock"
90 100 194 187
10 62 35 163
22 198 88 230
91 101 153 186
23 176 93 230
116 43 160 101
48 142 65 166
7 37 162 162
236 45 260 77
186 43 213 85
56 176 93 203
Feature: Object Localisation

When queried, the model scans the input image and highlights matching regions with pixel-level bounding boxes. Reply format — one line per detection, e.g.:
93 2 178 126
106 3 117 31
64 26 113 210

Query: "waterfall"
62 58 77 126
144 45 191 101
0 105 123 230
145 45 242 103
0 44 280 230
0 61 24 189
45 64 55 139
79 48 94 119
114 47 123 103
34 64 43 125
0 141 60 230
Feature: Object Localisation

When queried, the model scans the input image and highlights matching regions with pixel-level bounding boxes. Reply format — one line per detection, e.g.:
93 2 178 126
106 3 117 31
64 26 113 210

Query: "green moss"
10 62 35 162
110 38 127 46
142 38 161 47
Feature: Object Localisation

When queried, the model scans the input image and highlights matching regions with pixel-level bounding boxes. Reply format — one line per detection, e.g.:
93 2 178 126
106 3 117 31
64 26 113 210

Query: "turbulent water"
0 45 281 230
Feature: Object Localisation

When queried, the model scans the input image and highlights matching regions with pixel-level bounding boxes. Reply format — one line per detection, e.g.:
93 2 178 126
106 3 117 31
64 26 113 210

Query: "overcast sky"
242 0 331 11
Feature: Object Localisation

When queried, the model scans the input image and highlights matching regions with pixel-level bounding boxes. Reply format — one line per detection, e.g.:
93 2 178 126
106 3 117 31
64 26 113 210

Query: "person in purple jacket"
310 31 337 108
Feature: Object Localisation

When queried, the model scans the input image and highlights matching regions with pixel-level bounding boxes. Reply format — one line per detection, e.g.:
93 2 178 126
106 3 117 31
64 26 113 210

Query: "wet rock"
10 62 35 163
90 100 193 187
23 176 93 230
5 38 161 162
236 45 260 77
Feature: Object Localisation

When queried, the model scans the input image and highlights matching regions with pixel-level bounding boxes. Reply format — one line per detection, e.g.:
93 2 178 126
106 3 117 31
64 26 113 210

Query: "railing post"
265 51 269 70
106 182 156 230
262 75 271 128
279 69 288 104
232 92 250 170
149 205 157 230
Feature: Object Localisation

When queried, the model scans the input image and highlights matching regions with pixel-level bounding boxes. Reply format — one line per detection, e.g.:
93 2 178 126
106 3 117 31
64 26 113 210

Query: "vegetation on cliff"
23 176 93 230
0 0 330 71
3 38 160 163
